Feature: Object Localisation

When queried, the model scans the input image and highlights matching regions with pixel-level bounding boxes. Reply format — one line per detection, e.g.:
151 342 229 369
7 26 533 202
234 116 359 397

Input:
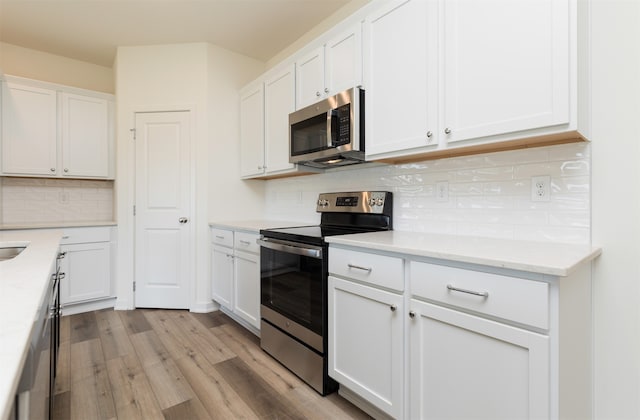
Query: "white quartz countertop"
0 221 117 231
326 231 601 277
209 219 314 233
0 229 63 420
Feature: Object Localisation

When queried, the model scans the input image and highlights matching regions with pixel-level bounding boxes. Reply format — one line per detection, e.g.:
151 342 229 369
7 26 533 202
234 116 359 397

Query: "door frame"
116 104 197 311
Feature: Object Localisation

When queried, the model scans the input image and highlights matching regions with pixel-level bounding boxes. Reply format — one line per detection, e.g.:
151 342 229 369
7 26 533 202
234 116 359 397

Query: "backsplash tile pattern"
1 177 114 224
264 143 591 244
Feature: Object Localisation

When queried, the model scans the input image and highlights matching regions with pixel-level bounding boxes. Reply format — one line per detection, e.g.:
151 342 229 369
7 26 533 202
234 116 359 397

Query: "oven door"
258 237 326 351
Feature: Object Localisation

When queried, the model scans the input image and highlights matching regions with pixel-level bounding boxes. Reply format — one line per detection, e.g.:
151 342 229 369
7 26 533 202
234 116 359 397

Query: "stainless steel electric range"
257 191 393 395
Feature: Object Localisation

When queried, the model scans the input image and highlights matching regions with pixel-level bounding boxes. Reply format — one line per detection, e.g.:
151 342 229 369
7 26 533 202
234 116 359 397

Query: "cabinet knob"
390 304 397 312
426 131 433 139
179 217 189 224
409 310 416 318
324 88 329 93
316 91 321 97
64 168 69 173
444 127 452 135
258 166 263 170
50 168 56 172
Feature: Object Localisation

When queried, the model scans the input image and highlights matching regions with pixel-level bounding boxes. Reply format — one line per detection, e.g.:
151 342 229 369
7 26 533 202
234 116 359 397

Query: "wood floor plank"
161 398 211 420
105 354 164 420
214 356 307 419
69 338 117 419
162 310 236 365
97 310 136 361
118 309 152 335
190 310 231 329
70 312 99 344
52 390 70 420
53 340 71 395
129 330 194 410
174 354 259 419
214 323 301 395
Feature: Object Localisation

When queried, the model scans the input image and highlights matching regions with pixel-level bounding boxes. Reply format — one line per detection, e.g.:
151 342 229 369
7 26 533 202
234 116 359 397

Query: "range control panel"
316 191 391 214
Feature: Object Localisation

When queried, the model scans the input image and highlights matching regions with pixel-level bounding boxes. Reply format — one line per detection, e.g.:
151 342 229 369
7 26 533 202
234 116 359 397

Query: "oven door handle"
257 238 323 259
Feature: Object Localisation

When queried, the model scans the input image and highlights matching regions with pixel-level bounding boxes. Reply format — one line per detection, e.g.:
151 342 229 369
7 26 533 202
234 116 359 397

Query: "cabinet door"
211 245 234 309
364 0 438 157
325 24 362 95
328 276 403 419
264 64 296 174
59 242 111 305
61 93 110 178
239 82 265 178
441 0 570 144
409 299 549 420
234 250 260 330
296 46 325 108
1 82 57 176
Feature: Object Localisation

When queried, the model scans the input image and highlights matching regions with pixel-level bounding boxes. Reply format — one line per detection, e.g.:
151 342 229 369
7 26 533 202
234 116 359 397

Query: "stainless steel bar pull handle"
446 284 489 298
347 264 372 273
239 240 251 245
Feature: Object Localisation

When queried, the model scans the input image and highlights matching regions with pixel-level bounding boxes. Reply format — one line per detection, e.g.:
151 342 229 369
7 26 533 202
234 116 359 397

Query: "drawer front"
60 226 112 244
329 247 404 292
211 228 234 247
410 261 549 330
234 231 260 254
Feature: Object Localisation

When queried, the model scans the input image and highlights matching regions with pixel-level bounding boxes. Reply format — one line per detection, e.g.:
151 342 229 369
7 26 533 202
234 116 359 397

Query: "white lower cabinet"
58 226 114 314
210 227 261 333
409 299 549 420
328 276 403 419
329 244 592 420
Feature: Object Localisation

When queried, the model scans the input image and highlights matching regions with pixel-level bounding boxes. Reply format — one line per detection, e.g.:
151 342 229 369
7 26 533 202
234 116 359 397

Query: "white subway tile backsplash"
265 143 591 244
1 177 114 224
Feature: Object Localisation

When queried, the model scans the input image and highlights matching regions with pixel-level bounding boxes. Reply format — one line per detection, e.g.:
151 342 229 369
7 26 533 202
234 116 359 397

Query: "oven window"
260 247 324 335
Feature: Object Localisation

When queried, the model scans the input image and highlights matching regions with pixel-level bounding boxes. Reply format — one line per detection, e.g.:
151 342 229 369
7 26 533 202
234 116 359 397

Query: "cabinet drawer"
329 247 404 292
234 232 260 254
60 226 111 244
211 228 234 247
410 261 549 330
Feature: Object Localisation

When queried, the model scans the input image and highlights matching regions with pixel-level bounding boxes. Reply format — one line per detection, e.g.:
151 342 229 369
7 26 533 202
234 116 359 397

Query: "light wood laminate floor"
52 309 371 420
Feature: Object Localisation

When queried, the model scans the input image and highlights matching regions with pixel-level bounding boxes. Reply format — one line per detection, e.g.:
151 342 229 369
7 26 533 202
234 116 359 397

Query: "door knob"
179 217 189 224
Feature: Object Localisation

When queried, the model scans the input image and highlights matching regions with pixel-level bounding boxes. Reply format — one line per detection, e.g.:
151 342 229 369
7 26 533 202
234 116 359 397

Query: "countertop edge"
0 221 117 231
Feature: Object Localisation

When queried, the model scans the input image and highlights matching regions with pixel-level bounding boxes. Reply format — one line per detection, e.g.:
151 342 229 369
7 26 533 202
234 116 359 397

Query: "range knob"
368 198 377 206
375 198 384 206
317 199 329 208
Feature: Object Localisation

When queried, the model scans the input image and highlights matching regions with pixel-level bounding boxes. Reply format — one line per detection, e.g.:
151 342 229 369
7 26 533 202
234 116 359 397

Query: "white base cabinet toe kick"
328 243 594 420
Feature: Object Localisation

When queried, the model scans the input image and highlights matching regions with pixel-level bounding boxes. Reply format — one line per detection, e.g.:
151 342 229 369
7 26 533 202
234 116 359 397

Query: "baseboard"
190 300 217 313
62 297 117 316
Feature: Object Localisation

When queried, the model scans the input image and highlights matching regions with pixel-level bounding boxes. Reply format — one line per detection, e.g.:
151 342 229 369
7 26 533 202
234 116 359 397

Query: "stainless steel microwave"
289 87 364 169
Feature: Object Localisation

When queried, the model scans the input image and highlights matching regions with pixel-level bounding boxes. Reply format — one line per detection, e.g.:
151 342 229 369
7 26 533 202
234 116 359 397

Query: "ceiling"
0 0 357 68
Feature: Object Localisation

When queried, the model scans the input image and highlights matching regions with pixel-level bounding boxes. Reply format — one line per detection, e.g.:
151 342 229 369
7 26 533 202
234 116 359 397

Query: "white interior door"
134 111 191 309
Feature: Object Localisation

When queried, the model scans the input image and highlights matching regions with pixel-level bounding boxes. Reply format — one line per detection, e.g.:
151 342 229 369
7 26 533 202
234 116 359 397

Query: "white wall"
590 1 640 418
114 42 265 312
0 42 114 93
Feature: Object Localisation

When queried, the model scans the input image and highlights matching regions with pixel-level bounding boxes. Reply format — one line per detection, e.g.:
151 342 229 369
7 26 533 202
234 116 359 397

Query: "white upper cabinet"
1 82 58 176
239 80 265 178
296 24 363 108
365 0 575 160
61 92 110 177
364 0 437 156
441 0 570 144
1 76 115 179
264 64 296 174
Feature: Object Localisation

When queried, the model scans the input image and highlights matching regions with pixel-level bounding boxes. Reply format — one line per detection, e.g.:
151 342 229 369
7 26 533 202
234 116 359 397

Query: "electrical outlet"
531 176 551 202
436 181 449 202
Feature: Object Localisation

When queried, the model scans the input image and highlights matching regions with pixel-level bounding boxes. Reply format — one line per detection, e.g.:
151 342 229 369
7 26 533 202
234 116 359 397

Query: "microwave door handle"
327 110 334 147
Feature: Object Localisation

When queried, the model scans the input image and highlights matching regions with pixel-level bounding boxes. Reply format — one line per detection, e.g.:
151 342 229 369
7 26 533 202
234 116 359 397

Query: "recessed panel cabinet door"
441 0 570 143
264 64 296 174
364 0 437 156
234 250 260 329
59 242 111 305
328 276 403 419
239 82 265 178
211 245 234 309
61 93 109 177
409 299 550 420
1 82 57 175
296 46 325 108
